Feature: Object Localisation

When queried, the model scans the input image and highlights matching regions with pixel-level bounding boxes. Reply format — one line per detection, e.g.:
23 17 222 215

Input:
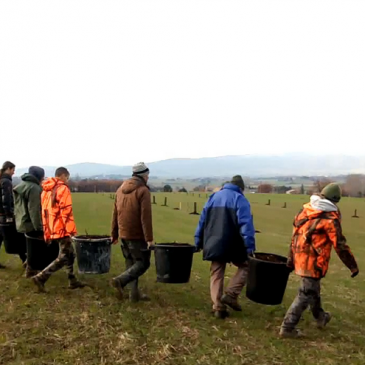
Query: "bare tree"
344 175 365 197
258 184 273 193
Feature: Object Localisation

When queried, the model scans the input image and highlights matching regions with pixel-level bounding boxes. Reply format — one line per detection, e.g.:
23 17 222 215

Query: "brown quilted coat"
111 176 153 242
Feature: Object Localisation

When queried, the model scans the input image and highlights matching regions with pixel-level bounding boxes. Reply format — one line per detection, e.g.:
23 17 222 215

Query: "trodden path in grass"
0 193 364 364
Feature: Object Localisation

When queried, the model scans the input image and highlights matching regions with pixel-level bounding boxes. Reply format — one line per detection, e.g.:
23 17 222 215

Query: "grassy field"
0 192 365 364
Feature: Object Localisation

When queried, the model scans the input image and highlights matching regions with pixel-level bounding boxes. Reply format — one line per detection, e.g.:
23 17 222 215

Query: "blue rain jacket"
194 183 255 262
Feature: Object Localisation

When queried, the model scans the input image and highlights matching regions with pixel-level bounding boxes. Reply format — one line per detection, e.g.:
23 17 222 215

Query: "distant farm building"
286 189 297 194
205 186 221 193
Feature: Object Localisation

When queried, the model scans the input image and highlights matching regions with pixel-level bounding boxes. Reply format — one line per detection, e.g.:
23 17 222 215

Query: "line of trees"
253 175 365 198
14 174 364 197
310 175 365 198
68 179 123 193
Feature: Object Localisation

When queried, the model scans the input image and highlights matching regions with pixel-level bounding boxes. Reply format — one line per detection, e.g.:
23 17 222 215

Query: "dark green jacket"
13 174 43 233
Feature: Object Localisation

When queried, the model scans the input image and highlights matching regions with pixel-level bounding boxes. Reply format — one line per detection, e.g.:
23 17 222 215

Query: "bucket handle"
146 242 197 252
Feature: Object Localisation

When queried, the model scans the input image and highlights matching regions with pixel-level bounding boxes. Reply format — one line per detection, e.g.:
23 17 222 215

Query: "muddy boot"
68 278 86 290
221 294 242 312
129 279 150 302
32 276 46 293
316 312 332 329
110 278 124 300
130 289 150 303
279 328 303 339
25 267 40 278
214 310 230 320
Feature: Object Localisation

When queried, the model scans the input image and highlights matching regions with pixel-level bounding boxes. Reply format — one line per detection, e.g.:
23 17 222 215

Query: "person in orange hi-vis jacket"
280 183 359 338
32 167 85 292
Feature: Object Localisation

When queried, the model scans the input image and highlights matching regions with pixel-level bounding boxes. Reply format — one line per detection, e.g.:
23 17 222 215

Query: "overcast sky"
1 1 364 168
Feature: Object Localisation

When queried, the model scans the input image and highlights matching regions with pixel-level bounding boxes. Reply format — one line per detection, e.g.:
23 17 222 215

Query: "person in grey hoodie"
13 166 45 277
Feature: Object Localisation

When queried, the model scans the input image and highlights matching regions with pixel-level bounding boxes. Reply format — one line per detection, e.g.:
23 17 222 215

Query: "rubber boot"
279 328 303 339
213 310 230 319
221 294 242 311
68 277 86 289
32 275 46 293
317 312 332 329
110 278 124 300
129 279 150 302
25 265 40 278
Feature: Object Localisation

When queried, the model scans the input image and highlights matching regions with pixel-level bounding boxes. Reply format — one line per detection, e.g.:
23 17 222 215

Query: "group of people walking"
0 160 360 338
0 162 84 290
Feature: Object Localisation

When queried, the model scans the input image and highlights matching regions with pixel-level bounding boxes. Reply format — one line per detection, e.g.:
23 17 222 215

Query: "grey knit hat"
132 162 149 176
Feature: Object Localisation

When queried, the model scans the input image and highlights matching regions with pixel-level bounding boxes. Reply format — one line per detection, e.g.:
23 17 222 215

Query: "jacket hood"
222 183 243 194
302 195 339 218
121 176 146 194
20 173 40 185
310 195 338 212
13 174 41 196
42 177 65 192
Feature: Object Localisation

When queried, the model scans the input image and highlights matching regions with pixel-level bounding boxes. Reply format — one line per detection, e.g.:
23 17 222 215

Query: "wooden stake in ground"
152 196 157 205
161 197 168 207
189 202 200 215
266 199 271 206
352 209 359 218
282 202 287 208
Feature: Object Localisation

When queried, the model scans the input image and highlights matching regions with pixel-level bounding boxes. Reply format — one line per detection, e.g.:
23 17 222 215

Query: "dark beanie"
28 166 45 182
231 175 245 190
321 183 342 203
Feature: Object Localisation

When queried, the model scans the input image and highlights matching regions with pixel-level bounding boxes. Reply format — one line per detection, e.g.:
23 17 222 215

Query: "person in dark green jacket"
13 166 45 277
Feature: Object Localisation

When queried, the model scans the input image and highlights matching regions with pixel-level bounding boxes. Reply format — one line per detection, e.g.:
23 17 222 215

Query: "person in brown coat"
110 162 154 302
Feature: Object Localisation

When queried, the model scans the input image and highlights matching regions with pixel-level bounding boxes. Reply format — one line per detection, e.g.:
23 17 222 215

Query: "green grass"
1 192 365 364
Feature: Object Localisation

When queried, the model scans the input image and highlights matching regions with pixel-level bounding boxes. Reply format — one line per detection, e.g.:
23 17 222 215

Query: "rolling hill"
14 154 365 178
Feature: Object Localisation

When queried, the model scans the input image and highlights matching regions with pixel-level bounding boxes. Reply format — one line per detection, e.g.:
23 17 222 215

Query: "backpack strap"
51 185 61 208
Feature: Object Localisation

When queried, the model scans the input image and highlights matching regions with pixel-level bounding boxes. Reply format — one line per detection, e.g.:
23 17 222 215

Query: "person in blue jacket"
195 175 255 319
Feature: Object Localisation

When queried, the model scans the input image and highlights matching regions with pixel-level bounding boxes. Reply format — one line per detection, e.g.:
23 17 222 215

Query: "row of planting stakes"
151 195 199 215
151 196 261 232
265 198 360 217
111 194 360 218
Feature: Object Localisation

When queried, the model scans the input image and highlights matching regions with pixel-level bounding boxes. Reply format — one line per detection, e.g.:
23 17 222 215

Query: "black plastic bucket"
246 252 291 305
25 232 60 271
153 243 195 284
72 235 112 274
0 222 26 255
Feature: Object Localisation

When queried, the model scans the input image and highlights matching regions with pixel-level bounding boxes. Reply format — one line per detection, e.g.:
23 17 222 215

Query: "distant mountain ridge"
15 154 365 178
